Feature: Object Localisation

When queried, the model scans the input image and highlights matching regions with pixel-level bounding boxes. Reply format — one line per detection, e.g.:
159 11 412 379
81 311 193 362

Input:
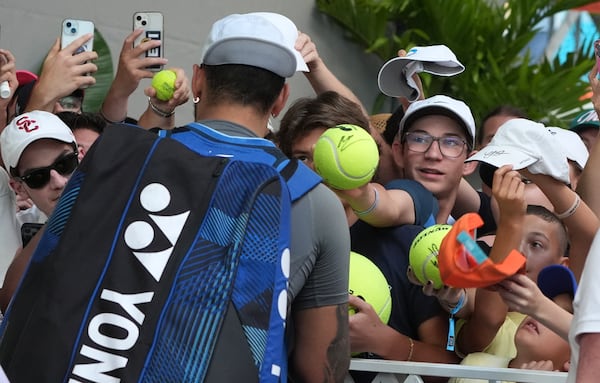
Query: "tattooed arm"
290 304 349 383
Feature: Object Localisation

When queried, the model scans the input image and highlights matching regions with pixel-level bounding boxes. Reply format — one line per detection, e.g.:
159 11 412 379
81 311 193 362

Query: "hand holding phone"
61 19 94 54
133 12 164 71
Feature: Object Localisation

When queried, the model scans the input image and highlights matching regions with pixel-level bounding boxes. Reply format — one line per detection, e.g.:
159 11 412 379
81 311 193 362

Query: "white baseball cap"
546 127 588 171
398 95 476 148
201 12 309 78
1 110 76 174
378 45 464 99
467 118 571 185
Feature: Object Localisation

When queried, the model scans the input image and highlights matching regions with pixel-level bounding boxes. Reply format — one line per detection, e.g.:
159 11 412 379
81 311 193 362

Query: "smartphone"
21 223 43 247
595 39 600 68
61 19 94 54
133 11 164 71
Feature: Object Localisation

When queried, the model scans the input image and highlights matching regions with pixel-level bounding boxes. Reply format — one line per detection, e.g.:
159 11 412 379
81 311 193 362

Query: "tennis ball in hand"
151 70 176 101
409 224 452 289
313 124 379 190
348 251 392 324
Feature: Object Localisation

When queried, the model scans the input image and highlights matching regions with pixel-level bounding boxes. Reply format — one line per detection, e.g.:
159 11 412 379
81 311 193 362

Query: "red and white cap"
1 110 75 173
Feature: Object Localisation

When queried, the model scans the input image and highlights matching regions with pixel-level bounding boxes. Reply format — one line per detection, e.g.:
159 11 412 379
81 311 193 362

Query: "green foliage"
316 0 598 129
83 28 113 113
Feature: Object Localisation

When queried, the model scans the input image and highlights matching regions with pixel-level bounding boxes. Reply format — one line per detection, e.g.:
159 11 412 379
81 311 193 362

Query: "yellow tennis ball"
409 225 452 289
348 251 391 324
151 69 176 101
313 124 379 190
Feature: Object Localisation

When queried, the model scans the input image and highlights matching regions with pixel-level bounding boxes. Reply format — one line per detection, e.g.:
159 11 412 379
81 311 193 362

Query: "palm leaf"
83 28 113 113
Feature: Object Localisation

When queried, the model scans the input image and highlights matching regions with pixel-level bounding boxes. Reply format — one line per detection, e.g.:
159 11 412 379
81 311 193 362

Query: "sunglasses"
18 152 79 189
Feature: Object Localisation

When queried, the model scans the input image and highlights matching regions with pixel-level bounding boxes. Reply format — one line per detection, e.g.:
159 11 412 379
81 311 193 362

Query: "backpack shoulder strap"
168 123 321 202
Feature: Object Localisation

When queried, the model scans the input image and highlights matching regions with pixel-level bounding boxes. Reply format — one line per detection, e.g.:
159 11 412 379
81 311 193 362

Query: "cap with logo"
1 110 76 174
570 109 600 133
378 45 464 101
201 12 309 78
398 95 476 148
468 119 571 186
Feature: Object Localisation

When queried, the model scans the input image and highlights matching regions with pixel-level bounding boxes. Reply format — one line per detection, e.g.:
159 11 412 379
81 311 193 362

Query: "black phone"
21 223 43 247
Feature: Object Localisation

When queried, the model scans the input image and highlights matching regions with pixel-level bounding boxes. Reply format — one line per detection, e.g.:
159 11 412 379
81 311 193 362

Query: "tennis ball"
151 69 176 101
313 124 379 190
348 251 391 324
409 224 452 289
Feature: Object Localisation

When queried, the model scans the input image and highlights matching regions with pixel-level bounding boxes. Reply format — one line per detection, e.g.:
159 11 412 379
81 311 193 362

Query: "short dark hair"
526 204 570 258
382 105 405 146
276 91 370 157
202 64 285 115
56 111 106 135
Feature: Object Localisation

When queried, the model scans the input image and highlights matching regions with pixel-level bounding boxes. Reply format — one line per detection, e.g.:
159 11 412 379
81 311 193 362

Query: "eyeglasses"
403 132 467 158
18 152 79 189
58 96 83 112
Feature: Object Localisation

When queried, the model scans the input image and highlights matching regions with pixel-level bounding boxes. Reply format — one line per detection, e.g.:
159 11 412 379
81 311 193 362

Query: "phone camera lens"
141 20 147 26
66 21 72 28
136 15 142 21
71 28 77 34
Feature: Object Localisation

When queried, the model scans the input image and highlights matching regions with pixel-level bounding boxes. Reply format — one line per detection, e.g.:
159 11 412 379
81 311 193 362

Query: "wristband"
148 97 175 118
556 194 580 220
353 187 379 216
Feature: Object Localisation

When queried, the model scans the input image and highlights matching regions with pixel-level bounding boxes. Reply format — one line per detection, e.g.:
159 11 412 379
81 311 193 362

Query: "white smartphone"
61 19 95 53
133 11 164 71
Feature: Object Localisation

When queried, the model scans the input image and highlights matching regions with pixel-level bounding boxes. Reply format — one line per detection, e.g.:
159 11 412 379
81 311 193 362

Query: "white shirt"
0 167 21 285
567 228 600 382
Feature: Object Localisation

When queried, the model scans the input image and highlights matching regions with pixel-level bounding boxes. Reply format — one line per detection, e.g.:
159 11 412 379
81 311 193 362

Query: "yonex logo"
70 182 190 383
124 183 190 281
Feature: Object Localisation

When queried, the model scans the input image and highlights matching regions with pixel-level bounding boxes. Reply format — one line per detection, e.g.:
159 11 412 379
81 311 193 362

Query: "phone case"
61 19 94 54
133 12 164 71
21 223 43 247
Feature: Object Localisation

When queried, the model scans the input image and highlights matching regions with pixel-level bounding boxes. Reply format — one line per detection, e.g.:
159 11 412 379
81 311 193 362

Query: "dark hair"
382 105 405 146
276 91 370 157
478 105 527 146
202 64 285 115
526 204 570 258
56 111 106 135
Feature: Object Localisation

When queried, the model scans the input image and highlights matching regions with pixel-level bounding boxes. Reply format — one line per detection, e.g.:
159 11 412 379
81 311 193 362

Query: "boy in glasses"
1 110 78 222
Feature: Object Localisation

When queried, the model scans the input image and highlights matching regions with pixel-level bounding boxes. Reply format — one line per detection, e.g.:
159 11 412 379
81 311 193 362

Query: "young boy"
0 110 78 310
449 264 575 383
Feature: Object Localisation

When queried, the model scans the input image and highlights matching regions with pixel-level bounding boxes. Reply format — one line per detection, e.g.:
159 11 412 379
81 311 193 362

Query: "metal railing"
348 359 568 383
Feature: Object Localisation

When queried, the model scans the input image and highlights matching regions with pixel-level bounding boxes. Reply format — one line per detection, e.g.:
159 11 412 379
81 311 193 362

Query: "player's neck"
195 103 270 138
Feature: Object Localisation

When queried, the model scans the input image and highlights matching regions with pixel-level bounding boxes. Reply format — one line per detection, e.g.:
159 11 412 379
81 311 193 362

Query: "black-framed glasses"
403 132 467 158
18 152 79 189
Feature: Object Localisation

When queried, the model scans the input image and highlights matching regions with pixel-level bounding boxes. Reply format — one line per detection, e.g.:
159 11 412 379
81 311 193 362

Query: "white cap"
1 111 76 173
378 45 464 99
467 118 570 184
546 127 588 171
398 95 476 148
201 12 309 78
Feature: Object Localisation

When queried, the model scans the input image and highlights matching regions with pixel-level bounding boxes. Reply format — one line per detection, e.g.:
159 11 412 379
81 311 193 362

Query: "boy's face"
73 128 100 161
395 115 471 202
290 127 327 171
519 214 567 282
13 139 77 217
514 294 572 371
514 315 570 370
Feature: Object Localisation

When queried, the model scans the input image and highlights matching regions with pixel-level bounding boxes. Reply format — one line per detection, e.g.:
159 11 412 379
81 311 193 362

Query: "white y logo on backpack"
123 183 190 282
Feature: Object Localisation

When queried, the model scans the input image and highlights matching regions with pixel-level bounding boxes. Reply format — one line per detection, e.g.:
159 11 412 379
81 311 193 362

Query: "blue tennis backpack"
0 122 320 383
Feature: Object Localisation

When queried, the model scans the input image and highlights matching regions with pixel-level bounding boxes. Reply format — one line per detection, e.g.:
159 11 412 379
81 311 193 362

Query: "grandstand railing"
348 359 568 383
